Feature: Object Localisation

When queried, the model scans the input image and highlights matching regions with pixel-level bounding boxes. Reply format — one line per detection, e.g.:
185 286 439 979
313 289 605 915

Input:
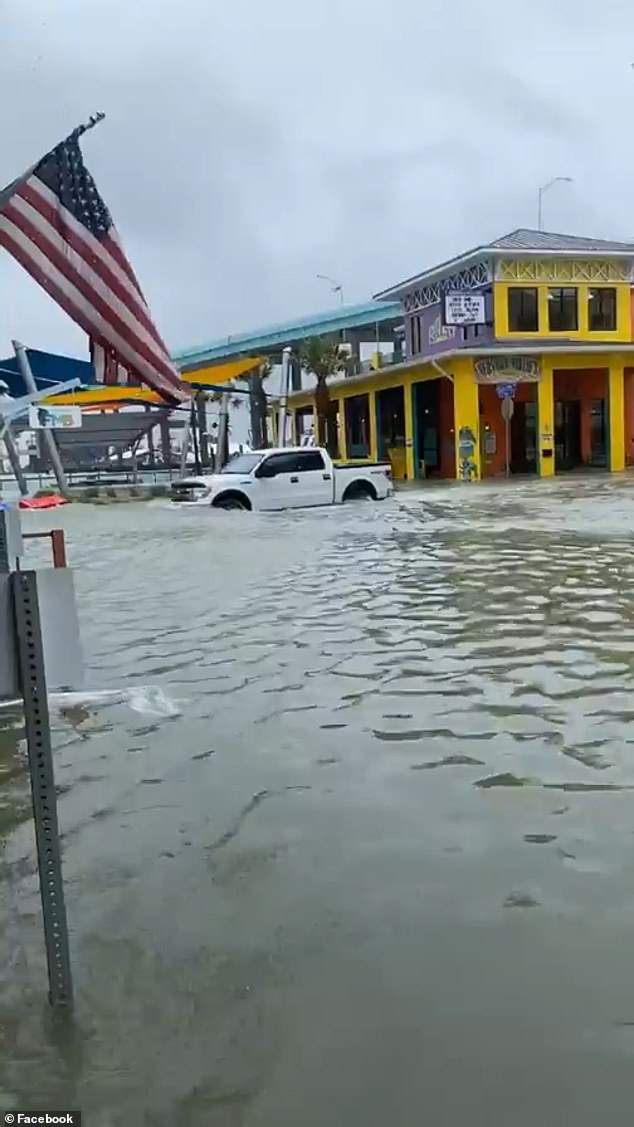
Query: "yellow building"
287 229 634 481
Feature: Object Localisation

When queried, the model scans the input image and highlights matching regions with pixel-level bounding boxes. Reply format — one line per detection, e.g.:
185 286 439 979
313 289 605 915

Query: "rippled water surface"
3 475 634 1125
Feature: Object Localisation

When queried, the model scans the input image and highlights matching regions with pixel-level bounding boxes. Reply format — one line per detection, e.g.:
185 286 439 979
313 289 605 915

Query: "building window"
508 287 538 332
410 315 421 356
588 287 616 331
548 287 578 331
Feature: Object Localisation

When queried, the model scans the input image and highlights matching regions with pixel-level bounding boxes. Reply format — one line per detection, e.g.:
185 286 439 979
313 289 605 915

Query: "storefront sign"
444 291 486 325
427 310 458 350
415 299 493 358
474 356 540 383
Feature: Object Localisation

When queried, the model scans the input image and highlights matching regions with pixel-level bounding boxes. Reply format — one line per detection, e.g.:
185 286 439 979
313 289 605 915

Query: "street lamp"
317 273 344 305
537 177 573 231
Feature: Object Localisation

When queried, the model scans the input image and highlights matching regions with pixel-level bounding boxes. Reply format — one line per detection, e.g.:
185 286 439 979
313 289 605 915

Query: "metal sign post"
497 382 516 480
12 569 74 1007
0 508 80 1008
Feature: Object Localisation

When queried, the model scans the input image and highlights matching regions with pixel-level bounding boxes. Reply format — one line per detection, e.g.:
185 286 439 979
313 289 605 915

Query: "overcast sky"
1 0 633 363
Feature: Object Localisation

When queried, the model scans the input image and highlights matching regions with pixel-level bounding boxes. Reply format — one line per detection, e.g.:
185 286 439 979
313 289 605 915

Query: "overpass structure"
173 299 403 375
0 298 404 469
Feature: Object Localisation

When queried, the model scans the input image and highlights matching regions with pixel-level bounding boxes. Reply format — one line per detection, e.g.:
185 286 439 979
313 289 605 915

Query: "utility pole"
13 341 69 495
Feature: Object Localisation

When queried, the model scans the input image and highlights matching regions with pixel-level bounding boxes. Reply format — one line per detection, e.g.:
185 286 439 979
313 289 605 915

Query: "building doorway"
510 400 537 474
376 385 406 479
555 400 582 470
589 399 607 467
413 378 454 478
344 394 371 459
478 382 537 477
553 368 608 472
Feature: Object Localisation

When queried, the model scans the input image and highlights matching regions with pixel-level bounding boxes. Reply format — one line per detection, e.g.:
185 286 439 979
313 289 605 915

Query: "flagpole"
69 112 106 142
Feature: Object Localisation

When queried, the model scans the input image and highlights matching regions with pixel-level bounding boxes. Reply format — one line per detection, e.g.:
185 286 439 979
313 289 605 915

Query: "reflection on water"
3 475 634 1123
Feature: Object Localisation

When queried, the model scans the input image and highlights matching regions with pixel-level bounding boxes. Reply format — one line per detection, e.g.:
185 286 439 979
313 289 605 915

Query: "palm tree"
298 336 348 452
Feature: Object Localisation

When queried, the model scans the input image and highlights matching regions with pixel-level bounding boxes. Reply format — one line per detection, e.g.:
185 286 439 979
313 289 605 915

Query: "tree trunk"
159 411 171 467
190 402 201 474
196 392 210 466
314 376 330 450
249 371 269 449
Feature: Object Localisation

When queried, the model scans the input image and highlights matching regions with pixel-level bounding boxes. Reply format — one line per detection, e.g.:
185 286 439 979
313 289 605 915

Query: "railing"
337 352 406 379
0 466 181 498
23 529 68 568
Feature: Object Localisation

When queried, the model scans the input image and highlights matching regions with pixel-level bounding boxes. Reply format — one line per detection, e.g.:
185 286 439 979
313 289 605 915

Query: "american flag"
0 127 189 404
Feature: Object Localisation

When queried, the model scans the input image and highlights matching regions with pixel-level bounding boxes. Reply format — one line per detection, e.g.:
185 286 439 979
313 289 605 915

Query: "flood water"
3 475 634 1125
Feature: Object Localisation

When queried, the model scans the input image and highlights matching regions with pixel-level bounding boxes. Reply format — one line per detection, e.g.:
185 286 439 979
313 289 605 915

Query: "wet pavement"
3 475 634 1124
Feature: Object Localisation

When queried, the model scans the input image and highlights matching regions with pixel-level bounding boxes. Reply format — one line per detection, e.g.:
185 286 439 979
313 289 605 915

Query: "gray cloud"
1 0 634 360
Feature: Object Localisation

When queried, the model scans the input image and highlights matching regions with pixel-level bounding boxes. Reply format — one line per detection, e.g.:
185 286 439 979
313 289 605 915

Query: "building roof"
173 299 402 369
374 228 634 301
490 228 634 252
0 347 93 398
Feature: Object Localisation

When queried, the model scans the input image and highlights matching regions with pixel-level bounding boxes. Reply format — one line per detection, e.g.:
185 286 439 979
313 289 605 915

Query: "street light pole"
317 273 346 344
537 176 573 230
316 273 344 306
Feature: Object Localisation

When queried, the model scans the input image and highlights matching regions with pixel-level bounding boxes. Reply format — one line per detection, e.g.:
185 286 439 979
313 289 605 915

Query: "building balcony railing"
334 351 405 380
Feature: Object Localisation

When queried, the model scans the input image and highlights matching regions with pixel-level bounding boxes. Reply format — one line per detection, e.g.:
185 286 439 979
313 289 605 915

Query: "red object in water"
18 494 69 510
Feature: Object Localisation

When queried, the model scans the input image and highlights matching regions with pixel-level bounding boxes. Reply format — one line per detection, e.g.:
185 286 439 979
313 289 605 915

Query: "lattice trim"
402 260 491 312
497 258 631 283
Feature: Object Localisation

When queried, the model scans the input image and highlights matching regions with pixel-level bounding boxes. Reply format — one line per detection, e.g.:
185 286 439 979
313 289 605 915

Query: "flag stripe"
92 339 138 386
0 220 182 401
7 195 171 364
28 176 144 301
91 340 127 384
0 131 188 403
20 180 166 351
0 207 181 391
92 341 107 382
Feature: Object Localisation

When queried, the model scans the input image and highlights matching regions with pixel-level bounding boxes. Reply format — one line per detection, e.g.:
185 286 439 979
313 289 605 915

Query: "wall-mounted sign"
495 382 516 400
427 311 458 349
28 405 82 430
474 356 540 383
444 291 486 326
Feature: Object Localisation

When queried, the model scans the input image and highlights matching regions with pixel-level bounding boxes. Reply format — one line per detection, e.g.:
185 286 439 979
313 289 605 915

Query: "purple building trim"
405 289 494 360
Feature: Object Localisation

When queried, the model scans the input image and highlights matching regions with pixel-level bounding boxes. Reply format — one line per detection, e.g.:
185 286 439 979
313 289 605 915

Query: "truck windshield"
220 453 262 474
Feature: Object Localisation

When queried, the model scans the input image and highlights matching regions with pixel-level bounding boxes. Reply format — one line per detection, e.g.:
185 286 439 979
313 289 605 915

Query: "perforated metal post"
11 569 73 1007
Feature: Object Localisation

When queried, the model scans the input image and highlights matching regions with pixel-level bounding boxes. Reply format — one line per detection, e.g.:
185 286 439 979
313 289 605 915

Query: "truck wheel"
213 494 249 511
343 481 377 503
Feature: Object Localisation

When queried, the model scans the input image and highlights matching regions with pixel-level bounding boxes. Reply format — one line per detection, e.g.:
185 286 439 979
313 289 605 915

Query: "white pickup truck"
170 447 394 511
